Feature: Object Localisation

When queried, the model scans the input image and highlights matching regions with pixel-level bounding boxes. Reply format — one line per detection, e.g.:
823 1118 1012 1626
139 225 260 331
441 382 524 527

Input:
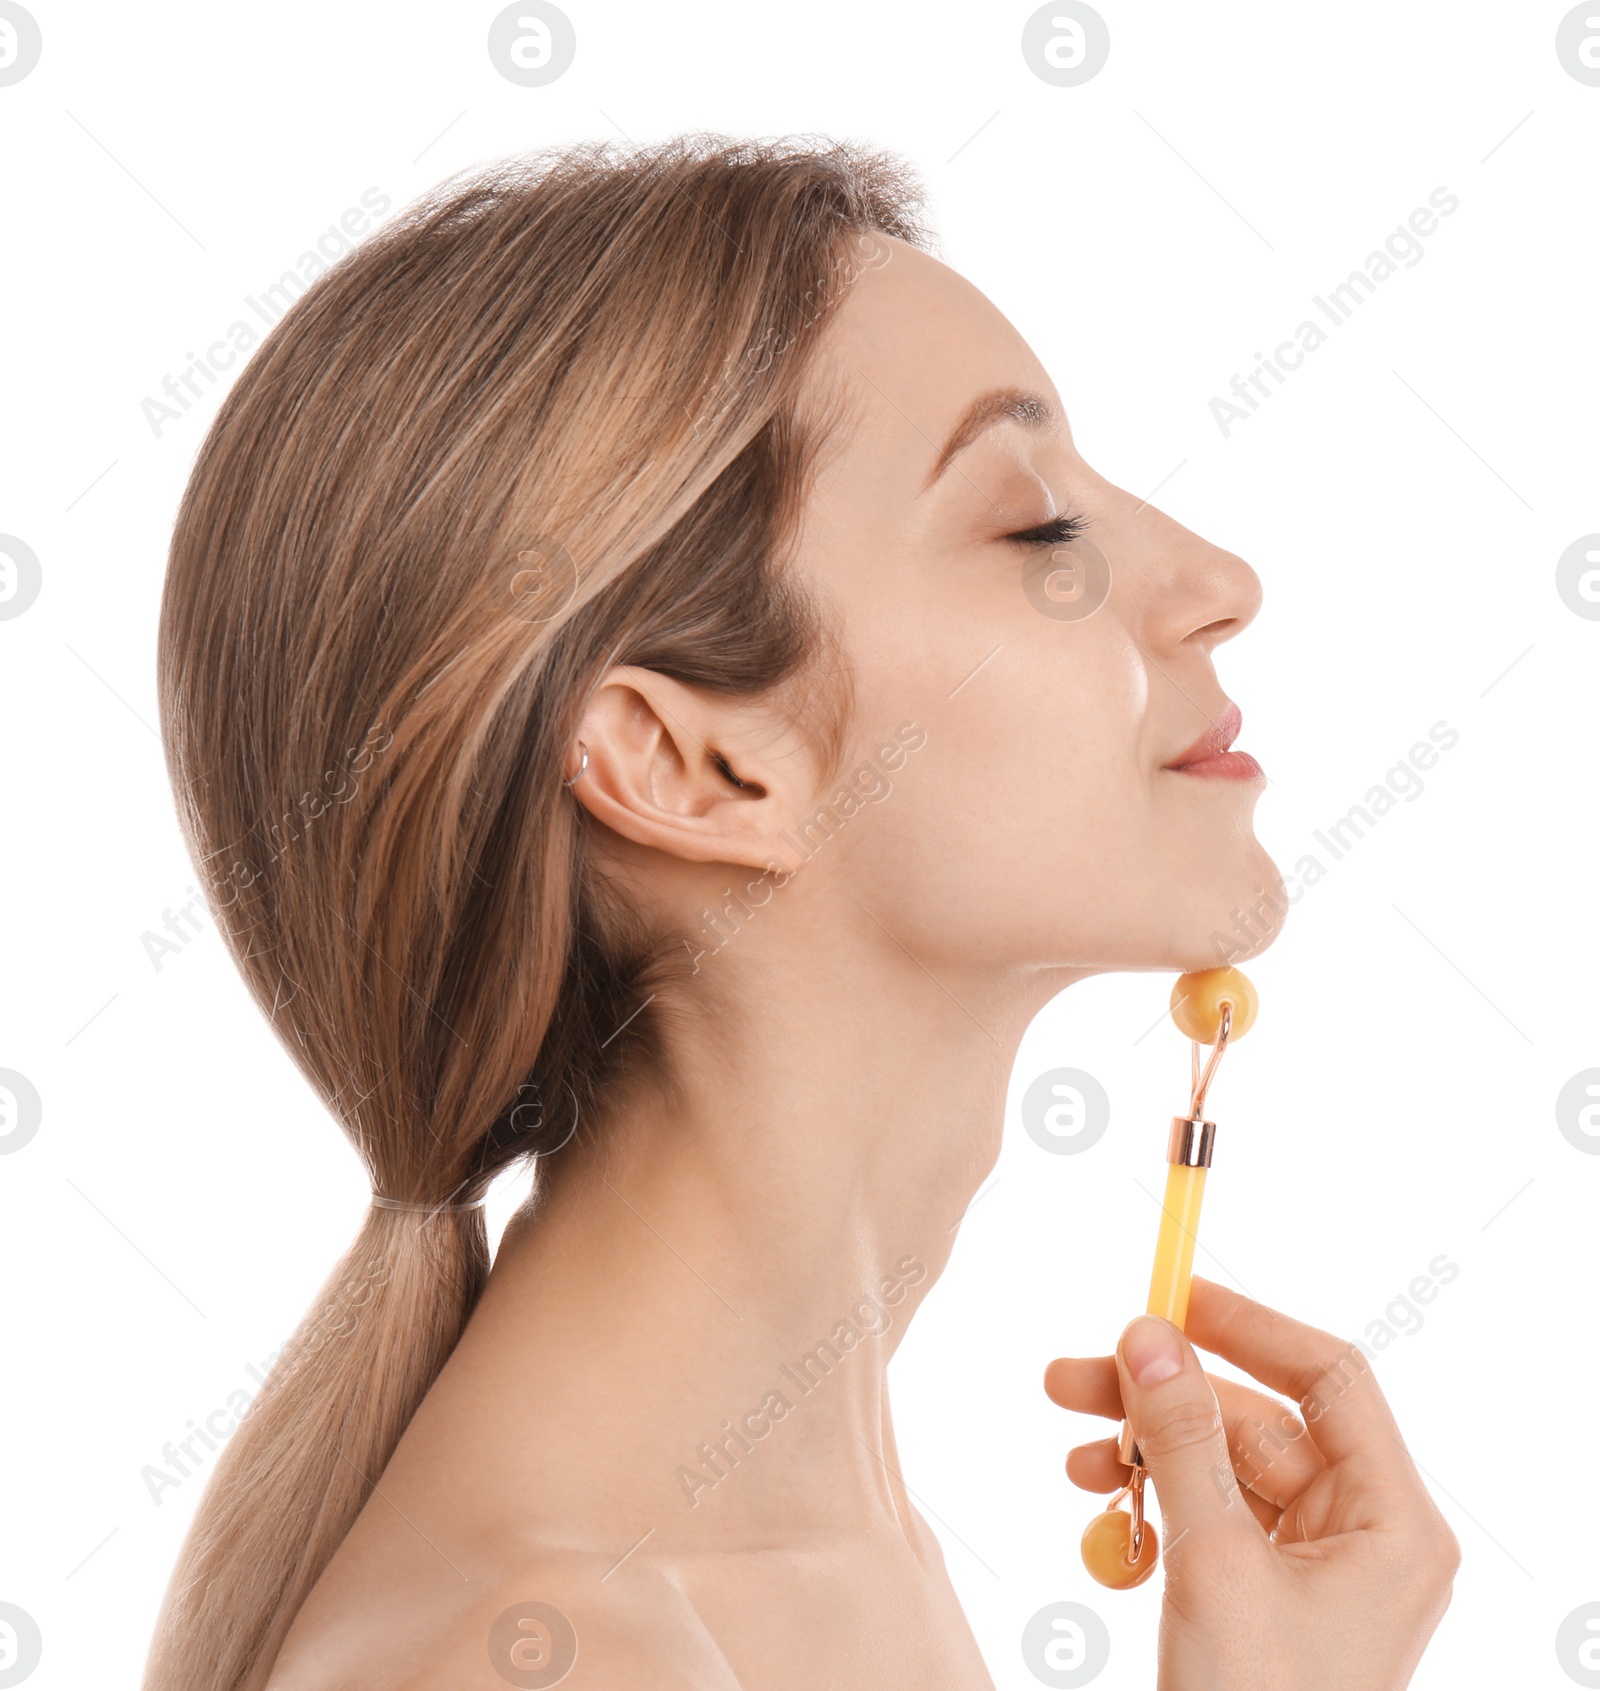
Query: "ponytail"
144 1211 482 1688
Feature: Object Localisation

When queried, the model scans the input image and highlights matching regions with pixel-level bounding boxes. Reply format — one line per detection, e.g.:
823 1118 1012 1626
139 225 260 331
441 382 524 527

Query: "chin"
1203 849 1288 968
1155 848 1286 974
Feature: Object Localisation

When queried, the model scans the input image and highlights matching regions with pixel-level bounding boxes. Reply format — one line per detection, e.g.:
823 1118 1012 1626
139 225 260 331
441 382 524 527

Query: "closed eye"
1005 511 1090 548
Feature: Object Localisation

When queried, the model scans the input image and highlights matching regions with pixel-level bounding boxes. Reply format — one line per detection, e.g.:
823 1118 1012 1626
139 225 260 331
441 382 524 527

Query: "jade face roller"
1080 965 1259 1589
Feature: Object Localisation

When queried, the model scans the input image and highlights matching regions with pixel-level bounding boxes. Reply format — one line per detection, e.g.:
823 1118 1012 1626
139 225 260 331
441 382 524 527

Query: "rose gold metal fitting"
1166 997 1234 1167
1104 1462 1149 1564
1187 999 1234 1120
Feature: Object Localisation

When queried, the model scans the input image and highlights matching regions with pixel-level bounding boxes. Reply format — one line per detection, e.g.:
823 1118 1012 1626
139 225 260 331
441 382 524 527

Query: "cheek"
1005 622 1150 808
840 626 1160 943
994 644 1155 885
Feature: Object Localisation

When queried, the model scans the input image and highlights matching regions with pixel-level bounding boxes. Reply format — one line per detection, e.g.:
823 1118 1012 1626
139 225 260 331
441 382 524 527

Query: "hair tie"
370 1194 486 1214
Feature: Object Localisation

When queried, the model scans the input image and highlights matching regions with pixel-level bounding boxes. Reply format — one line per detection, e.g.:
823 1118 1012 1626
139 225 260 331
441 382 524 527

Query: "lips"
1164 701 1265 782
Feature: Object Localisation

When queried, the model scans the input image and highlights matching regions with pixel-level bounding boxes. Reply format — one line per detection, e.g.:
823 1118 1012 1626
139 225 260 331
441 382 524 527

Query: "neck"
392 893 1082 1560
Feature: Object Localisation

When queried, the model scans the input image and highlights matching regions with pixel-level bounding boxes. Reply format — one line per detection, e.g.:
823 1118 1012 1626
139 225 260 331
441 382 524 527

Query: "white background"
3 2 1598 1687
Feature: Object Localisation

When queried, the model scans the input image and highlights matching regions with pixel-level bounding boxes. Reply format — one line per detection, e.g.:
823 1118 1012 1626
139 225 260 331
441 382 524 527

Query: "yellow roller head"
1171 966 1257 1044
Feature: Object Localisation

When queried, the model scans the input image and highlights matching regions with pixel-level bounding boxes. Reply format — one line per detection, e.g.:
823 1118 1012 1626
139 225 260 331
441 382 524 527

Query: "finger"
1237 1482 1281 1536
1211 1375 1326 1513
1115 1315 1258 1548
1184 1278 1408 1479
1043 1352 1308 1433
1043 1355 1120 1418
1064 1376 1323 1514
1069 1438 1283 1537
1064 1437 1131 1494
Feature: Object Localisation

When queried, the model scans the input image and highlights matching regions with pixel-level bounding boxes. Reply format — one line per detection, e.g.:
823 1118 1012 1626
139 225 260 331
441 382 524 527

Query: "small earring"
563 741 589 787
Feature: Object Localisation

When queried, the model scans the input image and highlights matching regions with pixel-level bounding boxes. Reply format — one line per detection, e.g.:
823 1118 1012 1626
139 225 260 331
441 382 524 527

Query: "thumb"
1116 1314 1252 1547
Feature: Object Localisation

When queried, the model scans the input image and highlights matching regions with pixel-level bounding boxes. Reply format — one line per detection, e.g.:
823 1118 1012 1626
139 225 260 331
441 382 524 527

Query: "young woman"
146 135 1459 1690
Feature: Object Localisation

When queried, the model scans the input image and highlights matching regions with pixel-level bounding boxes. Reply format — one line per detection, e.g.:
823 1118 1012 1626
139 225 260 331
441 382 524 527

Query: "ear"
563 666 809 871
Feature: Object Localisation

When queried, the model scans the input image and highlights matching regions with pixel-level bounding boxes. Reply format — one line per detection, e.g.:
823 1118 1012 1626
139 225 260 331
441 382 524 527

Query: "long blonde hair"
147 135 928 1689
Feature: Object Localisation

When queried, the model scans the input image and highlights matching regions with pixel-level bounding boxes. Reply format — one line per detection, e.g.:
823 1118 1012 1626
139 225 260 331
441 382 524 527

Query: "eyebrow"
922 386 1059 492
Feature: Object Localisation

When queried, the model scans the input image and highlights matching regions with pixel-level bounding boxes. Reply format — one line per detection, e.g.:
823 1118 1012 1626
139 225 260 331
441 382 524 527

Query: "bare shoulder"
269 1533 983 1691
391 1551 745 1691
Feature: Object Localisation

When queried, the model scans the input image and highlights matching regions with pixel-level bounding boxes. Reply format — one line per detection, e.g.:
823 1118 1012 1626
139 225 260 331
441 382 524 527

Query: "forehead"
799 237 1062 492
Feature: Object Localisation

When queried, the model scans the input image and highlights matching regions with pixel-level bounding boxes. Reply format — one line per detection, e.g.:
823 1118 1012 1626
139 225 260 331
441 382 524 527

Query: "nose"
1133 505 1263 657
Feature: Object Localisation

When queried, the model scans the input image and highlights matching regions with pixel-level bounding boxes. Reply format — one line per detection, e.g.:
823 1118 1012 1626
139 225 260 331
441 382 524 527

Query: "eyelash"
1004 511 1090 549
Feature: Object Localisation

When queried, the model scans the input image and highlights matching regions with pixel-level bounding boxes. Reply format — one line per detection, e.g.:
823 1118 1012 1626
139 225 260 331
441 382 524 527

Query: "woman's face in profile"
788 235 1285 977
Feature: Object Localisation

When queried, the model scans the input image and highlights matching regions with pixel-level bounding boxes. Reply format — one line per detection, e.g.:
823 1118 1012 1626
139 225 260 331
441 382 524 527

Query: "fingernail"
1123 1316 1184 1386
